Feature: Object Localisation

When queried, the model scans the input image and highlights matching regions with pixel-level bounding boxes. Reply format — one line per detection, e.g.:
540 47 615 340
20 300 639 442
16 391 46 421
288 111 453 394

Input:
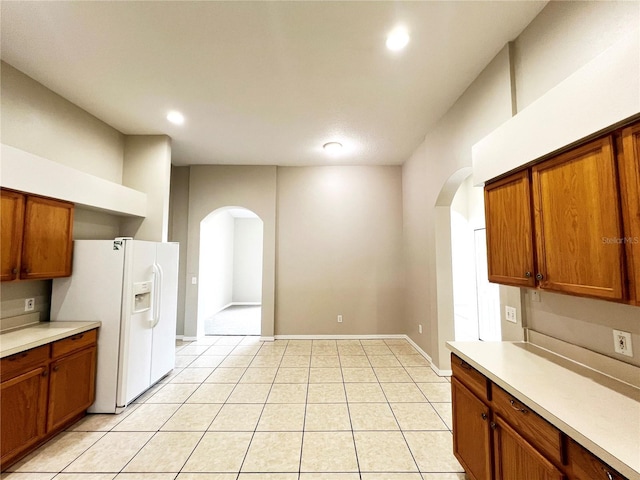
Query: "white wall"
169 166 190 336
232 218 263 304
198 210 235 320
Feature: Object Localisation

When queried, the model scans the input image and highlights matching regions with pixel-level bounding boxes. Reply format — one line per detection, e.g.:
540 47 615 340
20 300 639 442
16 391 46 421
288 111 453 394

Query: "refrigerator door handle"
151 262 164 329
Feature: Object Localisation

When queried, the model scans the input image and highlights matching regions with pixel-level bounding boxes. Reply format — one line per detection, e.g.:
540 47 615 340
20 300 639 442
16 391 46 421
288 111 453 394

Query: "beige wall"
184 166 277 338
276 166 404 335
169 166 190 336
121 135 172 242
402 45 514 370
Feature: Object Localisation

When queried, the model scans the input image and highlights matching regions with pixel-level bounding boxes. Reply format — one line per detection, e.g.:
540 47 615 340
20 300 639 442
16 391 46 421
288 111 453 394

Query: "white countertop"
0 321 101 358
447 341 640 480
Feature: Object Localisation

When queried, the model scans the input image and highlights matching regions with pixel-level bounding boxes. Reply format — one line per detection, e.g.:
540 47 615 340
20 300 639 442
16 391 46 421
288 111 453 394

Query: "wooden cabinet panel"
484 170 536 287
620 124 640 306
493 415 565 480
47 346 96 431
0 190 25 282
492 385 563 466
0 366 48 466
21 196 74 280
451 354 490 403
0 345 50 382
532 136 625 300
52 329 97 359
452 378 492 480
568 439 626 480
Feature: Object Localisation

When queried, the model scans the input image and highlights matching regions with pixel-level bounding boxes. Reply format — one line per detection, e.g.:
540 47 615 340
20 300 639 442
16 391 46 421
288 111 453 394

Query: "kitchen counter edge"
0 321 102 358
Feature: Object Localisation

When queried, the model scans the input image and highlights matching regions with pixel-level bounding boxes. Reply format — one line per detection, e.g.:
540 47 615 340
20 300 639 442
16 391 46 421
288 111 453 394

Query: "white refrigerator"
51 238 179 413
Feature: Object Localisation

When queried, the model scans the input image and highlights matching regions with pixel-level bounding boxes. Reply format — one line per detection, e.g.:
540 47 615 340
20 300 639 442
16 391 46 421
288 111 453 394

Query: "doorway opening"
198 207 263 336
450 175 501 341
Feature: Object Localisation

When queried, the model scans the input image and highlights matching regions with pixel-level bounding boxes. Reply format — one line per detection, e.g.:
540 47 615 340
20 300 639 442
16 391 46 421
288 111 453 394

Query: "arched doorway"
198 207 264 336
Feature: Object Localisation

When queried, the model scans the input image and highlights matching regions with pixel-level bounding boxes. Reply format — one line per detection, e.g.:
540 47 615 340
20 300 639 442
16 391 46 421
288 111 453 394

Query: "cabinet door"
493 415 565 480
532 137 625 300
620 123 640 306
451 377 492 480
47 346 96 431
0 366 48 466
21 196 74 280
484 170 536 287
0 190 25 282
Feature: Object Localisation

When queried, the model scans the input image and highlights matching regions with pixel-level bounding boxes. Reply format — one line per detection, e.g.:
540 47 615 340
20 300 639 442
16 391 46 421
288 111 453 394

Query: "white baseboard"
260 336 275 342
232 302 261 306
176 335 198 341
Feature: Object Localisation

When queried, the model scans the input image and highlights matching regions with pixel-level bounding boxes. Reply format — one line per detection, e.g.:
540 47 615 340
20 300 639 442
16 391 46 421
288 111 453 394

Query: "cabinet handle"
71 334 85 341
481 412 487 420
11 268 18 274
458 360 472 370
23 267 31 274
525 271 531 278
42 370 48 377
8 352 28 361
53 365 59 372
536 273 544 281
603 469 614 480
490 421 497 430
510 399 528 414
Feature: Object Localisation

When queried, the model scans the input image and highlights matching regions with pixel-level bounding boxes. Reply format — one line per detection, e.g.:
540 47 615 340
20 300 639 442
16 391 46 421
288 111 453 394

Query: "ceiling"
1 1 546 167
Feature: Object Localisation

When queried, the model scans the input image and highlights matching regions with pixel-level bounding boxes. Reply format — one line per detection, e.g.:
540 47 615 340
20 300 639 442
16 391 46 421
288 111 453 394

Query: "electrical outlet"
419 324 423 334
505 306 517 324
25 298 35 312
613 330 633 357
530 290 541 303
191 276 197 285
337 314 343 323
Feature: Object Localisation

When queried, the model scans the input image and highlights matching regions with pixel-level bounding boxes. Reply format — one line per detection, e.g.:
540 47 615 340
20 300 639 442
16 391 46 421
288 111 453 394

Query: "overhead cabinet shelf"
484 120 640 305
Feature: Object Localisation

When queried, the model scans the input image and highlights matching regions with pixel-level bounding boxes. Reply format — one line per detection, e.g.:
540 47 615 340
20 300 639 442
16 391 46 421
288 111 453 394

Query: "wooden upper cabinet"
484 170 536 287
0 190 25 281
0 189 74 281
531 136 625 301
620 123 640 306
21 196 74 280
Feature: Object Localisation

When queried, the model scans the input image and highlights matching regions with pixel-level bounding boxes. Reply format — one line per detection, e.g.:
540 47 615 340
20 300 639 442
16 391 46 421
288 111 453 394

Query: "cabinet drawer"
568 439 626 480
492 385 563 466
52 329 97 359
0 345 50 381
451 354 489 403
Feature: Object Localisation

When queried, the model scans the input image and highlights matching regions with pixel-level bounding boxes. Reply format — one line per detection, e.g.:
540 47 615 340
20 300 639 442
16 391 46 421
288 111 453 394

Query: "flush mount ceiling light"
323 142 343 154
386 26 410 51
166 110 185 125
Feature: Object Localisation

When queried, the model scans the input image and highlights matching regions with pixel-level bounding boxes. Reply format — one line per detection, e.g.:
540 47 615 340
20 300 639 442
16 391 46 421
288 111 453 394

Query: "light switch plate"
505 306 517 324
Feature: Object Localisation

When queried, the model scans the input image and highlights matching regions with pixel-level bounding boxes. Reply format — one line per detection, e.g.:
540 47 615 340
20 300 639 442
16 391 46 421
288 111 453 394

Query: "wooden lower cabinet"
492 415 564 480
0 366 49 465
452 377 492 480
47 346 97 431
450 353 629 480
0 329 97 471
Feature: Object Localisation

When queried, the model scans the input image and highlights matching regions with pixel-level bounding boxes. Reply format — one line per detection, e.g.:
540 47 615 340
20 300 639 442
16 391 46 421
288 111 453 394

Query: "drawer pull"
510 399 528 414
604 470 614 480
481 412 487 420
70 334 84 341
53 365 59 372
490 421 497 430
459 360 472 370
8 352 28 361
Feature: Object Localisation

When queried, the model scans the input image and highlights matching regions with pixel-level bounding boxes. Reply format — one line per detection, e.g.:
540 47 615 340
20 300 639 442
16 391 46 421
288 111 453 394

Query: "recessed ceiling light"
323 142 343 154
166 110 185 125
386 27 410 51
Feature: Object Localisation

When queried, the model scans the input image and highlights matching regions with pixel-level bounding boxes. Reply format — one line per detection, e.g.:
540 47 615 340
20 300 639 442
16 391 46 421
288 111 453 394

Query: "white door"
474 229 501 341
150 242 179 384
117 240 156 406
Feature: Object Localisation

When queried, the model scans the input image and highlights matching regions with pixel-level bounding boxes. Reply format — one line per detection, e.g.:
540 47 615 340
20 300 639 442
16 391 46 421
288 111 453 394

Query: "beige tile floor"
3 336 466 480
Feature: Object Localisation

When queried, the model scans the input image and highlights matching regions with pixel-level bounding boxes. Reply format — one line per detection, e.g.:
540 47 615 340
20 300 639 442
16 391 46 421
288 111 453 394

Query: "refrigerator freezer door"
150 242 179 384
117 240 156 407
51 240 125 413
